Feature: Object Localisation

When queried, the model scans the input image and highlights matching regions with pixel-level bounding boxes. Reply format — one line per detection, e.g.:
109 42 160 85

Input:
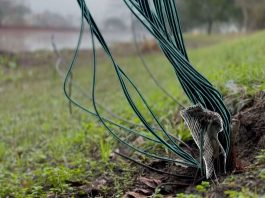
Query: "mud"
233 91 265 163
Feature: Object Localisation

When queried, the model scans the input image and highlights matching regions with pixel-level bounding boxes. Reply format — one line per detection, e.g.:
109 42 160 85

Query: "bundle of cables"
64 0 231 179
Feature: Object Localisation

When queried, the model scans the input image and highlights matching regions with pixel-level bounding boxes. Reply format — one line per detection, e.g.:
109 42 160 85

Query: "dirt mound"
123 92 265 197
62 92 265 197
233 91 265 164
121 92 265 197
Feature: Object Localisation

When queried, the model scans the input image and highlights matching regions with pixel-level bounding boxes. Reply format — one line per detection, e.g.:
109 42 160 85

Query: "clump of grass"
196 181 210 193
0 143 6 162
176 193 201 198
100 139 112 163
260 169 265 180
0 55 18 69
34 166 83 193
256 150 265 164
225 188 259 198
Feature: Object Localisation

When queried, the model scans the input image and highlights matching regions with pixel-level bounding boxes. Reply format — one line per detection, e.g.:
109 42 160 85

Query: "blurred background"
1 0 265 52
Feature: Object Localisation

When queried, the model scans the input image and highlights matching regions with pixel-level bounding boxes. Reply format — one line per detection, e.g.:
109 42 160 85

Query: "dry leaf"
132 137 145 145
138 177 161 189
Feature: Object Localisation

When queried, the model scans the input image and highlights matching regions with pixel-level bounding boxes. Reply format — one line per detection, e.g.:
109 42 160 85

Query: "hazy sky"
25 0 109 19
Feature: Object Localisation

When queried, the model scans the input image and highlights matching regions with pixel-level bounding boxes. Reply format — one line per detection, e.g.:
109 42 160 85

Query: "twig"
51 35 73 114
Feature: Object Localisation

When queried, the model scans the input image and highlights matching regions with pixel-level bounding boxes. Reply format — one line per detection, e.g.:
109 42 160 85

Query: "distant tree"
179 0 240 34
103 18 127 32
0 0 12 25
102 0 131 30
0 0 30 26
235 0 265 31
30 11 74 29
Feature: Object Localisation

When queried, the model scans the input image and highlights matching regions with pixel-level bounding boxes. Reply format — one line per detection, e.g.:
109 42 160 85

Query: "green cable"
77 0 199 166
64 0 232 176
65 0 199 167
131 14 185 107
124 0 231 156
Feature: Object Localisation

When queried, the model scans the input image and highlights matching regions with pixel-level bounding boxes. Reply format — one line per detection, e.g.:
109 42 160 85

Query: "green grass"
183 33 245 49
0 31 265 197
189 31 265 94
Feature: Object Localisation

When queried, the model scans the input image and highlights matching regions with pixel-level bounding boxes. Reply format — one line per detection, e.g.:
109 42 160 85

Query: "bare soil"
122 92 265 197
64 92 265 197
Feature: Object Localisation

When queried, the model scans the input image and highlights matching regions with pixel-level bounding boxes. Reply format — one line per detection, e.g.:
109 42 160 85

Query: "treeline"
0 0 74 29
178 0 265 34
1 0 265 33
0 0 29 26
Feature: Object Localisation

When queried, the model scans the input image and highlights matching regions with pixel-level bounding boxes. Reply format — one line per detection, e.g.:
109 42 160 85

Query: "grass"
1 31 265 197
